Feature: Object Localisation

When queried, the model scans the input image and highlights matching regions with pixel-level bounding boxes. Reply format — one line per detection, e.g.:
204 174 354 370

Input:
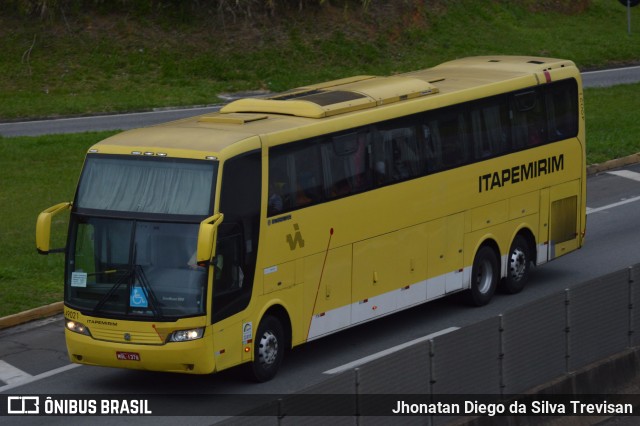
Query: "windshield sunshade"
76 155 216 216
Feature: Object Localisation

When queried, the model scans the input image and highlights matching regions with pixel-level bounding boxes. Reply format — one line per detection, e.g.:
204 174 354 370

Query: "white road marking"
587 170 640 215
606 170 640 182
587 194 640 215
0 363 81 393
0 360 32 385
323 326 459 375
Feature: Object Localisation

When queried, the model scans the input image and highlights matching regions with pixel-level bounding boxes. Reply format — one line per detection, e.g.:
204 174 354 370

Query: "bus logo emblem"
286 224 305 250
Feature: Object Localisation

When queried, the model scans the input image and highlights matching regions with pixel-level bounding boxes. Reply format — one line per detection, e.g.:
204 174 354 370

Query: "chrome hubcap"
509 247 527 282
258 330 278 366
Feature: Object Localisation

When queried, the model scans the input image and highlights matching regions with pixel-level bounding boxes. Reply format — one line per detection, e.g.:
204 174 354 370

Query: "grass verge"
1 0 639 120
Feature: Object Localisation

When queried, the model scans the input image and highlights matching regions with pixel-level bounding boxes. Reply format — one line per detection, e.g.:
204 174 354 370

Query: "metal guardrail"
221 263 640 424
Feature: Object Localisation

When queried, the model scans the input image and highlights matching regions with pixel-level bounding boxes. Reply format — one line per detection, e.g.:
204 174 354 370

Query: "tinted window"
267 79 579 216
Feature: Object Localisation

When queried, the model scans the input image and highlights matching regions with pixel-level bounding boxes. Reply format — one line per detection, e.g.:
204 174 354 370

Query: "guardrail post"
277 398 283 426
428 339 435 426
564 288 571 373
629 266 635 348
498 314 505 396
354 367 360 426
428 339 436 392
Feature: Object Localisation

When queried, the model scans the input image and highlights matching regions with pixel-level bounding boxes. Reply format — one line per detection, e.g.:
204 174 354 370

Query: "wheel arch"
466 236 501 285
511 225 537 266
259 303 293 351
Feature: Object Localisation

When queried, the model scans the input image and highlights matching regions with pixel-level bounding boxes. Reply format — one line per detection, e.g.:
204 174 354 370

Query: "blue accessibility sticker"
130 285 148 308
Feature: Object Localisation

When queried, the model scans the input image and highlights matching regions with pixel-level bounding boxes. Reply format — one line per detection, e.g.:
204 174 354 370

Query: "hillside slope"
0 0 638 119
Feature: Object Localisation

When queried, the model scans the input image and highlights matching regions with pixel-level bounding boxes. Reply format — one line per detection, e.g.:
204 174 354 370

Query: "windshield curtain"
76 155 216 215
66 217 207 319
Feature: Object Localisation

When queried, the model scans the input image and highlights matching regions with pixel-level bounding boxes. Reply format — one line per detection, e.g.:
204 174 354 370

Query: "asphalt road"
0 66 639 138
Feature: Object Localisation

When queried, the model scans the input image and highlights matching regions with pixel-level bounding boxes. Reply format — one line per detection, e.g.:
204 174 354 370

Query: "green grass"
0 131 117 317
1 0 639 119
1 83 639 317
585 83 640 164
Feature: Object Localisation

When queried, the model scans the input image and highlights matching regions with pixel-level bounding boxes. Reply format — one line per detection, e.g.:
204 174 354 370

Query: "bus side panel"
212 318 245 372
538 188 550 265
549 179 581 259
305 245 352 341
426 214 465 297
352 223 428 324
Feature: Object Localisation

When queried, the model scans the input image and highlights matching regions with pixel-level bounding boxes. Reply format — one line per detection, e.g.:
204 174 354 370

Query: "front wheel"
500 235 531 294
247 315 285 382
464 245 499 306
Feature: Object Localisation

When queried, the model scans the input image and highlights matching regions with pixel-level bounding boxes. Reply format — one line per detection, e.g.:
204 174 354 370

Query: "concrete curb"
587 153 640 176
0 302 64 330
1 153 639 330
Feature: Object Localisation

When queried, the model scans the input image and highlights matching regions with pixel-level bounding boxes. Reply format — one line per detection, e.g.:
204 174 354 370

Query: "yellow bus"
36 56 585 381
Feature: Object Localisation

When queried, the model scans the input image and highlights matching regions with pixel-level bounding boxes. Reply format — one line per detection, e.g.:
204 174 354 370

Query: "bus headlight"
168 328 204 342
66 319 91 336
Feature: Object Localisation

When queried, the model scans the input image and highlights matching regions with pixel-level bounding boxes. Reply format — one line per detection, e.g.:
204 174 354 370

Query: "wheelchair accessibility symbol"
130 285 148 308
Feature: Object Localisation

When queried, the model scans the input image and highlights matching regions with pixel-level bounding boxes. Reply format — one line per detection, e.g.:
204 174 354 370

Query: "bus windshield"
65 155 218 319
66 218 207 319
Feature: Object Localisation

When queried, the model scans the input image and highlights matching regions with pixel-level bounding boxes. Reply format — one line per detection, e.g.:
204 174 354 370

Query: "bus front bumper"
65 329 216 374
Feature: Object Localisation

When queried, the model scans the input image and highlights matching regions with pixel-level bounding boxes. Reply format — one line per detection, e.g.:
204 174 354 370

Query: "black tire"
247 315 285 382
465 245 499 306
500 235 531 294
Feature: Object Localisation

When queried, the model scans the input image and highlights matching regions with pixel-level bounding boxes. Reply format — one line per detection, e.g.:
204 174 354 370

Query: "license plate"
116 351 140 361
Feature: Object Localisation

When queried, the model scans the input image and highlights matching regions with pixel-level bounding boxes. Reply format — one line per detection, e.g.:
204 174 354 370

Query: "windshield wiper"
133 265 164 320
92 268 132 315
90 266 164 320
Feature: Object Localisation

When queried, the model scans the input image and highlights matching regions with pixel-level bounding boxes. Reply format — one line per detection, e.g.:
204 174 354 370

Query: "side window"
511 88 547 149
321 131 372 199
470 98 510 160
372 123 424 185
432 107 469 169
546 80 578 142
269 142 323 216
422 120 442 173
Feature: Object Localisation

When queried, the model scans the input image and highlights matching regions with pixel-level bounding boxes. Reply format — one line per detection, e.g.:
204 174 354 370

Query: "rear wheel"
465 245 499 306
248 315 284 382
500 235 531 294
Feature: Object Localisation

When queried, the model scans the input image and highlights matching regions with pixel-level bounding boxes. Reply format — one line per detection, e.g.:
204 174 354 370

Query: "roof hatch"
198 113 268 124
220 75 439 119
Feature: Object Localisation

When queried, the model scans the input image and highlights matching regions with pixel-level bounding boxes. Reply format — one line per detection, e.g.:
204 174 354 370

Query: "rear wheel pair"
465 235 531 306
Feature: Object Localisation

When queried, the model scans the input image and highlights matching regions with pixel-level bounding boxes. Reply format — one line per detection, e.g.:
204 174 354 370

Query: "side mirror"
196 213 224 266
36 202 72 254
